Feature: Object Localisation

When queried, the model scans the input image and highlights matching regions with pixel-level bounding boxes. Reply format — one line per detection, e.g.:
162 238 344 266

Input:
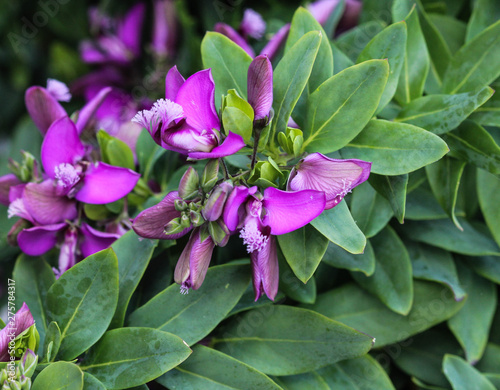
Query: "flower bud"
174 199 188 211
248 55 273 124
164 217 186 236
202 181 234 222
189 210 204 227
208 220 230 247
21 349 37 378
178 166 199 200
201 159 219 193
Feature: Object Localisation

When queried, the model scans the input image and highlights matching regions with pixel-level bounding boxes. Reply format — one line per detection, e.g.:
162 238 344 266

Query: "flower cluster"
131 54 371 300
1 79 140 276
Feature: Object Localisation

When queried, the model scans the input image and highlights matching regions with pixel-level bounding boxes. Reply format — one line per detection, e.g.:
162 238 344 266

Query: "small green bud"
178 166 200 200
189 210 204 227
174 199 188 211
208 220 230 247
164 218 186 236
201 159 220 193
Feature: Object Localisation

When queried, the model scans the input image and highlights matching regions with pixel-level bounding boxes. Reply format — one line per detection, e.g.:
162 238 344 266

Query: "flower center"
54 163 81 189
239 217 269 253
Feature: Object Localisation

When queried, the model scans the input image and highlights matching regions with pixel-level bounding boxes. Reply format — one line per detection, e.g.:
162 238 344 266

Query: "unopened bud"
208 220 230 246
174 199 188 211
189 210 204 227
164 217 185 235
201 159 219 193
202 181 233 221
178 166 199 200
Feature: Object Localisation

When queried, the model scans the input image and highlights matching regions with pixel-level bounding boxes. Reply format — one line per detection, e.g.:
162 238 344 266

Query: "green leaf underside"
32 361 84 390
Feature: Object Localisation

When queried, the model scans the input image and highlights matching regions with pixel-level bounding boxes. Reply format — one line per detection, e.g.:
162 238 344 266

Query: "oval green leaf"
443 354 496 390
46 248 119 360
32 361 83 390
80 327 191 389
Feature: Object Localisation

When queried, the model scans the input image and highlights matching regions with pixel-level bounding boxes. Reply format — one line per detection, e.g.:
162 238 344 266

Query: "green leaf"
392 6 430 104
466 0 500 42
46 248 119 360
469 91 500 127
426 156 466 230
13 255 55 351
336 21 386 62
109 231 158 329
406 186 451 220
394 87 494 134
478 170 500 247
83 372 107 390
302 60 389 154
392 328 462 388
352 226 413 315
305 280 464 348
403 219 500 256
285 7 333 93
222 106 253 145
277 355 395 390
331 43 354 74
42 321 61 363
97 130 135 170
80 328 191 389
32 361 84 390
136 129 164 179
448 261 497 363
157 345 282 390
201 32 253 104
310 200 366 254
369 173 408 223
357 21 407 111
323 240 376 276
465 255 500 285
277 224 329 283
444 121 500 176
213 305 374 376
417 0 452 92
443 354 496 390
429 14 467 55
278 247 316 304
128 263 251 345
340 120 449 175
407 241 466 301
350 181 393 237
477 343 500 374
285 7 333 127
443 20 500 94
271 31 321 141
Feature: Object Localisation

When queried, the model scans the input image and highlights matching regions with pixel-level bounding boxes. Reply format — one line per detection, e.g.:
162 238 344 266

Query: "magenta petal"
248 55 273 120
251 235 278 301
132 191 191 239
262 187 325 235
17 223 66 256
80 40 109 63
23 180 77 225
259 23 290 61
118 3 146 57
165 65 185 101
175 69 220 132
188 131 245 160
189 231 215 290
25 86 67 135
288 153 371 209
80 223 120 258
0 174 21 206
76 162 140 204
152 0 178 57
57 227 79 275
223 185 258 231
240 9 266 40
214 24 255 58
75 86 112 133
41 117 85 178
308 0 340 25
0 303 35 361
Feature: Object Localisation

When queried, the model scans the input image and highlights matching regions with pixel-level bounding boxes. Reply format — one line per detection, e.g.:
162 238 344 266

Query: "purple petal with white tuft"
46 79 71 102
223 185 258 231
76 162 140 204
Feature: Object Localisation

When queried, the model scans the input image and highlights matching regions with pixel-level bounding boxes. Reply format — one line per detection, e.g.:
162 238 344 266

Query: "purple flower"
17 222 121 276
41 116 140 204
0 174 22 206
25 81 111 135
174 228 215 293
133 67 245 160
308 0 362 35
80 3 145 65
152 0 177 58
240 9 266 39
224 186 326 300
247 55 273 122
131 191 193 240
0 303 35 362
287 153 371 209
